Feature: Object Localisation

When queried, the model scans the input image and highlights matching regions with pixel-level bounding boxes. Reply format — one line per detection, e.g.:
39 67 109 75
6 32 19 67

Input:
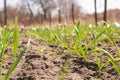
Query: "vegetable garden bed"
1 23 120 80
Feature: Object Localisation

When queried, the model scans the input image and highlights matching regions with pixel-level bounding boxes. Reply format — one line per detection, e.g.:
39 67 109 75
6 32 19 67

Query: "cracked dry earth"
2 35 120 80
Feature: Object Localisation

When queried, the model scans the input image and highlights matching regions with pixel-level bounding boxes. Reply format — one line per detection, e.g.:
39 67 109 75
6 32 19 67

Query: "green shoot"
95 53 104 71
93 48 120 74
13 17 19 57
4 38 30 80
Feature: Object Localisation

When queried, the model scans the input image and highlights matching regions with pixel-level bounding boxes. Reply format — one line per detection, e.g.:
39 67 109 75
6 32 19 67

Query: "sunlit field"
1 0 120 79
0 20 120 79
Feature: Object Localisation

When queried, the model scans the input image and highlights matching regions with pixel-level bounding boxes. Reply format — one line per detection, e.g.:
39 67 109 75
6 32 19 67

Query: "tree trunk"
49 12 52 26
72 4 75 24
44 10 47 20
27 2 34 24
94 0 98 26
4 0 7 26
103 0 107 22
58 10 61 23
0 12 3 26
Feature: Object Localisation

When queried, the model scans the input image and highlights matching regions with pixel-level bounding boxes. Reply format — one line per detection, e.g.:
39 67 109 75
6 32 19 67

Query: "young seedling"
95 52 104 71
4 38 30 80
0 18 31 80
0 24 11 78
13 17 19 57
92 29 105 48
93 48 120 74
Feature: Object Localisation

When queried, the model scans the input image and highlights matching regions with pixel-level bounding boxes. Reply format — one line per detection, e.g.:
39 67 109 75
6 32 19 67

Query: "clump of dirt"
2 35 120 80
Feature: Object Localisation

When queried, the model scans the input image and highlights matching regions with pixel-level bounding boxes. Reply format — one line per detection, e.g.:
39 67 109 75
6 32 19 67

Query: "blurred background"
0 0 120 26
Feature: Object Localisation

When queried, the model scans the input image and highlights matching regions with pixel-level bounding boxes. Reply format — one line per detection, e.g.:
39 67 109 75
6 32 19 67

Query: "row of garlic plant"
27 22 120 74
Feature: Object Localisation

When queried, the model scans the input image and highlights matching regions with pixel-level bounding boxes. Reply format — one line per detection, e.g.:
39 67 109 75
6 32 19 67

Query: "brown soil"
2 35 120 80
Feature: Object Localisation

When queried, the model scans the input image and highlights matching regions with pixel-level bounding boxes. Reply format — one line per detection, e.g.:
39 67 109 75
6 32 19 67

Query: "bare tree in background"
58 9 61 23
94 0 98 26
17 3 32 26
57 0 62 23
71 3 75 24
103 0 107 22
21 0 34 24
56 0 81 24
33 0 56 20
0 0 82 25
56 0 70 23
21 0 56 25
27 2 34 24
0 11 3 25
49 12 52 26
4 0 7 25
